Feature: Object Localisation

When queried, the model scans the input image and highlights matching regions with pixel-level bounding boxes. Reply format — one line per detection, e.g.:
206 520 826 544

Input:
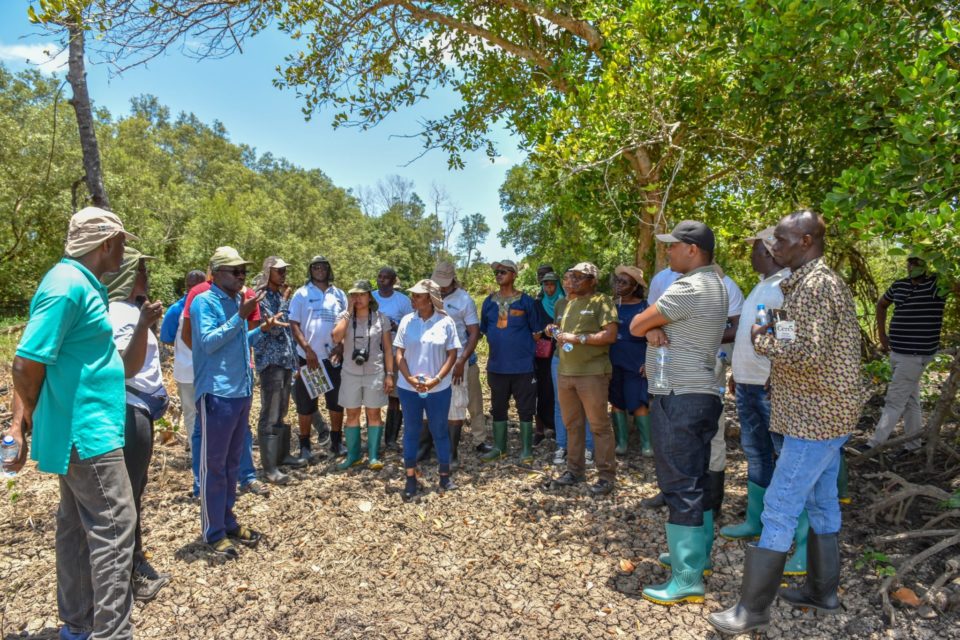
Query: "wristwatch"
578 334 587 345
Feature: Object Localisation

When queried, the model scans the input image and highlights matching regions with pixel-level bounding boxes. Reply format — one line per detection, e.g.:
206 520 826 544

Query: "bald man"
709 210 863 634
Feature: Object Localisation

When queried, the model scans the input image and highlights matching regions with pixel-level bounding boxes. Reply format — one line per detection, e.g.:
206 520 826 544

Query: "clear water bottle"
652 346 670 391
1 435 19 477
756 304 772 333
716 350 728 396
416 375 429 399
561 342 574 353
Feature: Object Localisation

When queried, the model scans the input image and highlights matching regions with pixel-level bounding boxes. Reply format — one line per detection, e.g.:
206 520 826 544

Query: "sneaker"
239 479 270 497
590 479 614 496
226 525 263 547
585 450 595 466
641 492 666 508
132 561 170 602
552 448 567 465
847 442 871 456
546 471 585 489
208 537 239 559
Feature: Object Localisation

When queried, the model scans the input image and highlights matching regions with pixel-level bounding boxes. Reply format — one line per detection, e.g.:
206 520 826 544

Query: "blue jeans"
735 383 776 488
760 434 849 552
198 394 252 543
650 392 723 526
552 356 593 451
398 387 453 468
192 404 257 497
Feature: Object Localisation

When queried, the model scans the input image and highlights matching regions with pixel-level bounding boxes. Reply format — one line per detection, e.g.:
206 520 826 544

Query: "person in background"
159 269 206 452
720 227 808 576
11 207 138 639
332 280 394 470
289 255 348 460
709 210 863 635
416 261 480 468
479 260 543 464
550 270 595 466
182 258 269 498
253 256 307 484
533 270 561 445
104 248 169 602
609 265 652 457
373 266 413 451
630 220 728 606
545 262 618 496
394 279 461 501
855 256 948 456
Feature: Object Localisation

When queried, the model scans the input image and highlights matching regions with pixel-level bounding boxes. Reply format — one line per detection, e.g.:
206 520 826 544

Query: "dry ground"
1 374 958 639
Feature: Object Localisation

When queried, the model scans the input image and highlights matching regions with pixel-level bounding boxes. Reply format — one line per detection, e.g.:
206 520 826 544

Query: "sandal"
208 537 240 559
226 526 263 547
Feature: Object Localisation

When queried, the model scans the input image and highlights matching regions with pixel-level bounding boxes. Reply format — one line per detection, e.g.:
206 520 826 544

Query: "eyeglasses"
311 263 328 270
614 277 633 285
494 269 510 276
219 268 247 277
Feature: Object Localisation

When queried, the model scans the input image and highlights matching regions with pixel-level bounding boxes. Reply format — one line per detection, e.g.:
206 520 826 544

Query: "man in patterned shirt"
710 210 863 635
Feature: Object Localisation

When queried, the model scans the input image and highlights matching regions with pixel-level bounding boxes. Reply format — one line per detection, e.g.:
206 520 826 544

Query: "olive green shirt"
556 294 619 376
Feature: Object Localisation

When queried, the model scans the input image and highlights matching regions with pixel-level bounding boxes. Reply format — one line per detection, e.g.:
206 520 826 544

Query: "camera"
352 347 369 365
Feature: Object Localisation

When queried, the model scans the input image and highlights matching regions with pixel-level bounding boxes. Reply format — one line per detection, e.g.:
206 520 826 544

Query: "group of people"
7 205 947 639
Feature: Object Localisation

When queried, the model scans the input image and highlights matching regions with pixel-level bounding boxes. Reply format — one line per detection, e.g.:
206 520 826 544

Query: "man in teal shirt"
11 207 139 640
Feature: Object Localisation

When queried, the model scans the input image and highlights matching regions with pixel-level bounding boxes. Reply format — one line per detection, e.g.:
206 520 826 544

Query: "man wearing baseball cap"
11 207 139 637
478 260 544 463
545 261 619 495
630 220 729 606
190 246 284 558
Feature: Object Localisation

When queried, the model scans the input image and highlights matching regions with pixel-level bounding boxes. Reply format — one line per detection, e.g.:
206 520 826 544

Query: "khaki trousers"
467 361 486 443
557 373 616 482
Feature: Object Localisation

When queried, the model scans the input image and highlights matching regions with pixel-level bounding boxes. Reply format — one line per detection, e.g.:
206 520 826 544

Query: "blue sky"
0 3 522 261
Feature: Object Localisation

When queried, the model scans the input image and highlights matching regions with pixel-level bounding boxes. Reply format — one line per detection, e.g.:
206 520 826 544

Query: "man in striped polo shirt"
630 220 728 606
862 256 947 454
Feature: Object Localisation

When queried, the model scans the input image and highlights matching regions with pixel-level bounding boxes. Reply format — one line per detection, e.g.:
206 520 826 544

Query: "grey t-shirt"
340 310 388 377
645 265 728 396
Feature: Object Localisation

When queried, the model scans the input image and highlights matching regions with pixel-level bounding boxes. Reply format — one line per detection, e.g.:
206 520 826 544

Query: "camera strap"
352 312 373 354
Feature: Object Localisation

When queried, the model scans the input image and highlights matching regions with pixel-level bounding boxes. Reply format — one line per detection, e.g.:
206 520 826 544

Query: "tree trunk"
624 147 664 276
66 23 110 210
925 348 960 471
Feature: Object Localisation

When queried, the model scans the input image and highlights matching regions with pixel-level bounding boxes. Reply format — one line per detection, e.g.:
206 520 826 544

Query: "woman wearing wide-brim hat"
610 265 653 456
332 279 395 470
393 279 461 500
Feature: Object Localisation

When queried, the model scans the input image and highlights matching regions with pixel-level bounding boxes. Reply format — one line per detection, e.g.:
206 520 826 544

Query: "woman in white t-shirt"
332 280 395 471
393 279 461 501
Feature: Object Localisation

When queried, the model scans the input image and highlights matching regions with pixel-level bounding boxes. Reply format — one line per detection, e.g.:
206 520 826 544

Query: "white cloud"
0 41 68 75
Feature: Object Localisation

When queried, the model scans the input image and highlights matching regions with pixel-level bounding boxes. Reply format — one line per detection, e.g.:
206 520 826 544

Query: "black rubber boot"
708 545 788 634
709 470 725 521
330 430 345 457
278 423 308 468
416 424 434 463
779 531 842 614
384 408 401 450
642 491 666 509
449 423 462 471
258 427 290 485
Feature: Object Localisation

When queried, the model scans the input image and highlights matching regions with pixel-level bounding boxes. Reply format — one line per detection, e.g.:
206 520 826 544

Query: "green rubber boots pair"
612 412 653 456
481 421 535 464
336 425 384 471
644 514 713 605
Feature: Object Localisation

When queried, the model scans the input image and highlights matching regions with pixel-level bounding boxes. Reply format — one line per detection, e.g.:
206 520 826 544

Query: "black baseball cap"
656 220 715 253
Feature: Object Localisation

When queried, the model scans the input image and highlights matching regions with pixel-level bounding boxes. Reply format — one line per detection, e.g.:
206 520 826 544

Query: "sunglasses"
219 267 247 277
493 269 510 276
272 267 287 274
311 263 328 270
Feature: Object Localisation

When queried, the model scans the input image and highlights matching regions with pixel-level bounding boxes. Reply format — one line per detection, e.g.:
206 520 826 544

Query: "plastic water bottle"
756 304 772 333
561 342 574 353
652 346 670 391
1 435 19 477
416 375 429 399
716 351 728 396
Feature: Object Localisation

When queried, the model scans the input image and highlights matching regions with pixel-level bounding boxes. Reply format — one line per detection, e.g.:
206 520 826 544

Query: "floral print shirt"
755 258 864 440
253 288 297 372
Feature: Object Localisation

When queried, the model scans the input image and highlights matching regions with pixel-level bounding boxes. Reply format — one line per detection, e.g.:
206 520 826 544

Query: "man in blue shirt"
479 260 543 463
11 207 139 639
190 246 282 558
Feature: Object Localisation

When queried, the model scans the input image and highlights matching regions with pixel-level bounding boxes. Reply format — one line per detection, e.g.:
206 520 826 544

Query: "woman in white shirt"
332 280 395 470
394 279 461 500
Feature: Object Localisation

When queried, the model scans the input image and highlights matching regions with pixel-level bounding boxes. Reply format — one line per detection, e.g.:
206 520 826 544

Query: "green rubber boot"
519 421 534 464
481 421 508 463
643 523 707 605
659 510 715 576
367 425 384 470
613 412 629 456
837 454 850 504
784 510 809 576
720 481 766 540
657 510 715 577
635 414 653 457
336 426 363 470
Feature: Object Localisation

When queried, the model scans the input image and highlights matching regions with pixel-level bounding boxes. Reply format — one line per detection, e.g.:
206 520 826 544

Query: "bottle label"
775 320 796 341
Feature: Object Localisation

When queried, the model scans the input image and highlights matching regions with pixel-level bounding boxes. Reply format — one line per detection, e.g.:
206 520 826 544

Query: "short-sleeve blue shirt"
16 259 126 474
